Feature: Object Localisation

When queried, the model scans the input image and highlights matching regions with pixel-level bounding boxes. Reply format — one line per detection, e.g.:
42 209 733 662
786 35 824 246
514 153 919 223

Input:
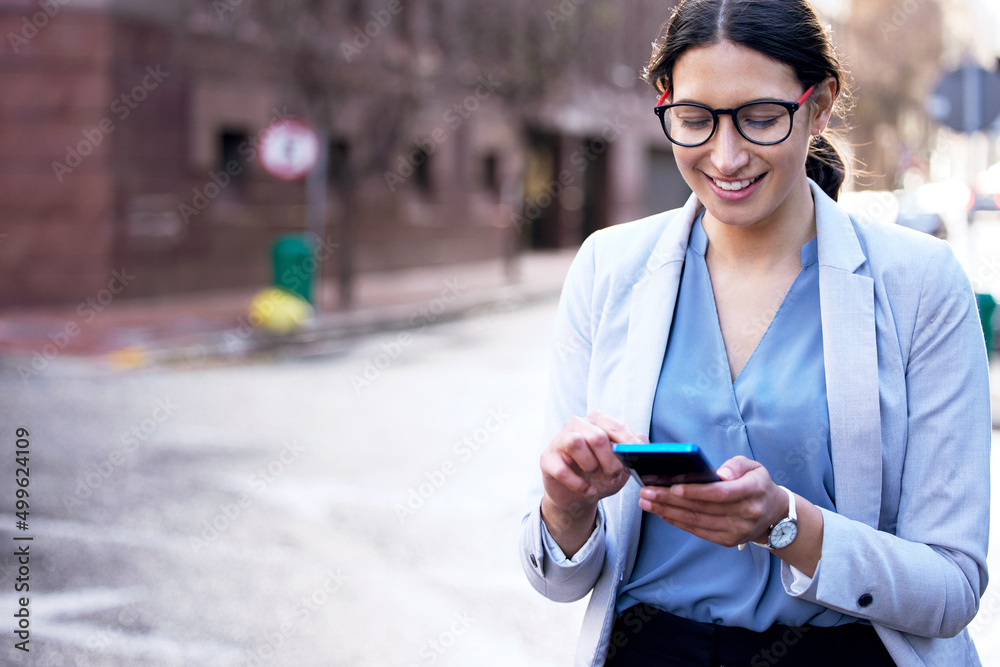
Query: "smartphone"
612 443 721 487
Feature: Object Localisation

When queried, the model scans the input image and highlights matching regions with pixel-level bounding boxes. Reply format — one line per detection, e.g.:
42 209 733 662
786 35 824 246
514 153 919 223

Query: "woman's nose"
709 116 751 176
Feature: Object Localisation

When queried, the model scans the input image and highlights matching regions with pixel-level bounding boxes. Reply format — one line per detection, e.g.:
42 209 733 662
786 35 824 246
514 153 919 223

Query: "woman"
519 1 991 665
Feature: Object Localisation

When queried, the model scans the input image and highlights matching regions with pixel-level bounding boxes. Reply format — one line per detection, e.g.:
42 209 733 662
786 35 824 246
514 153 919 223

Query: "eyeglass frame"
653 85 816 147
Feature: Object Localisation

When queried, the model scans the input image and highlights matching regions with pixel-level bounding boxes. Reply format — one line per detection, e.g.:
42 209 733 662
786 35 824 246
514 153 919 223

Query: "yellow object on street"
108 346 148 369
249 287 315 334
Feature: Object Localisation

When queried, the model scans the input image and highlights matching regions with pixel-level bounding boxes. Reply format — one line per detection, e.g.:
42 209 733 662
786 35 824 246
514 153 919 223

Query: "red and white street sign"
259 118 320 181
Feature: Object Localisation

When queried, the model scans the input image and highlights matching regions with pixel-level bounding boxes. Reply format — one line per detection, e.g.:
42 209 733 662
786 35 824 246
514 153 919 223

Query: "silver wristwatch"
754 485 798 550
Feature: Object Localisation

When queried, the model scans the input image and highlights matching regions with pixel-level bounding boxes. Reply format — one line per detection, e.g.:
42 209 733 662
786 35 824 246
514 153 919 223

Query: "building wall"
0 9 117 305
0 6 520 304
108 15 297 299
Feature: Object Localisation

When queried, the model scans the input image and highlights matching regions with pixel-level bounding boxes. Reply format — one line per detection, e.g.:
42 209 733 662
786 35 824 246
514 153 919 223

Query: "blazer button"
530 554 539 568
858 593 874 608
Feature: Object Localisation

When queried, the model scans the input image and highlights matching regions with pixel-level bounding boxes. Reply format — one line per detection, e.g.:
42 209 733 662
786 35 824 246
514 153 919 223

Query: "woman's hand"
637 455 784 548
638 455 824 575
539 411 645 557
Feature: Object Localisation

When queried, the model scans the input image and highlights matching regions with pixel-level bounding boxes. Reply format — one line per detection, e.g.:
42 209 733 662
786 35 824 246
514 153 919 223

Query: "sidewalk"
0 250 577 371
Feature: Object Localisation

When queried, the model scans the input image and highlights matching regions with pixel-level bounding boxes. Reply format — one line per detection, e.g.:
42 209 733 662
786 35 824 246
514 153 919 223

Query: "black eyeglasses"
654 85 815 147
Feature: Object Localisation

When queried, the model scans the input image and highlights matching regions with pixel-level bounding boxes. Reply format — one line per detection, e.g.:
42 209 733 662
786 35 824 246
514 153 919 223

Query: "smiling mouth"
710 174 764 191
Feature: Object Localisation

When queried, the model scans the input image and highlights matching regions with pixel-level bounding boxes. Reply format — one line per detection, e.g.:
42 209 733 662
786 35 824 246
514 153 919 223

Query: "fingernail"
718 467 734 480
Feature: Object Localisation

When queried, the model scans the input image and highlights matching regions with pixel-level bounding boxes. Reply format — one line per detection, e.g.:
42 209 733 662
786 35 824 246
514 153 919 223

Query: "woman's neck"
701 178 816 274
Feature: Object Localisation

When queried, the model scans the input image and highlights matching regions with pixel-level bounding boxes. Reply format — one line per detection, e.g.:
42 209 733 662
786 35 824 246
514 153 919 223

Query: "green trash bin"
272 235 316 304
976 292 995 358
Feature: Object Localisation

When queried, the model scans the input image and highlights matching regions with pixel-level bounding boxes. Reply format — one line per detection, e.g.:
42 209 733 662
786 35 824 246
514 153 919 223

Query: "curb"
102 282 564 370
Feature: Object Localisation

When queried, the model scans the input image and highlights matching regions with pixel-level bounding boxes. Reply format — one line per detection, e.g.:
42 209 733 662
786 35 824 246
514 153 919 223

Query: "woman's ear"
809 76 838 135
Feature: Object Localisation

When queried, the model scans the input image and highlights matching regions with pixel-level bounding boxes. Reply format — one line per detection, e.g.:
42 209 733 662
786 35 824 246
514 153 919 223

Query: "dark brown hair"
644 0 851 200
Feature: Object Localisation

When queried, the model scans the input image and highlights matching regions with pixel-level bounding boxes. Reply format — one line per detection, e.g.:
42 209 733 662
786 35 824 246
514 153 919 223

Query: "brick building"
0 0 690 306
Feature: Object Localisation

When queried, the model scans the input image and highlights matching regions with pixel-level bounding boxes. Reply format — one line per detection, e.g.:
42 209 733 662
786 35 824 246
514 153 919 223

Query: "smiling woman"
519 1 991 666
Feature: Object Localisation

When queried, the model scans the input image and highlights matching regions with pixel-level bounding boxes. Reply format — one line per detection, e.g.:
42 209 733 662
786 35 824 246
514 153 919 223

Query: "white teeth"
712 176 760 191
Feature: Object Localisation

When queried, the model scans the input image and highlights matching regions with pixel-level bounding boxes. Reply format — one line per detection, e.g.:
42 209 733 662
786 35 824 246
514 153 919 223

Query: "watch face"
768 520 797 549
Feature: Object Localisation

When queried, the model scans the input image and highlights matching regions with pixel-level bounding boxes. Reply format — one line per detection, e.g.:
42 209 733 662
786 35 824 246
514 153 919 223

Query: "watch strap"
780 485 797 522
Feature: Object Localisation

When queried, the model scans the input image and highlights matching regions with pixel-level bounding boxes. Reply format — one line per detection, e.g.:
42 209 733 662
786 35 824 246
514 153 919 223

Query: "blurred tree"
839 0 945 189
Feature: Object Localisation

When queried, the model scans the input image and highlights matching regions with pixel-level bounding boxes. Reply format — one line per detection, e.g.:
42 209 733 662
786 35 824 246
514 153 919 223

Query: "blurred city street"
5 0 1000 665
1 292 1000 666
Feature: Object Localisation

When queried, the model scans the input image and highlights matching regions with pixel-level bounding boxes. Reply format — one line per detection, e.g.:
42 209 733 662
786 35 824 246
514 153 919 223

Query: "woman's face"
668 40 830 230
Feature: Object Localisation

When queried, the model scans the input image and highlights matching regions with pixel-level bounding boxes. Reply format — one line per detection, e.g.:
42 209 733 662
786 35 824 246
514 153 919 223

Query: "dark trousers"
604 604 897 667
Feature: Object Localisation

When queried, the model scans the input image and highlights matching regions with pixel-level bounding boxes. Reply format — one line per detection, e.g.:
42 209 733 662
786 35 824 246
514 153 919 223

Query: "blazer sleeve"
783 241 991 638
519 233 609 602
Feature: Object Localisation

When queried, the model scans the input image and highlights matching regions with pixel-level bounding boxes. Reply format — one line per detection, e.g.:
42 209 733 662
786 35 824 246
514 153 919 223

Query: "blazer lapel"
621 193 700 437
617 194 700 573
813 182 882 527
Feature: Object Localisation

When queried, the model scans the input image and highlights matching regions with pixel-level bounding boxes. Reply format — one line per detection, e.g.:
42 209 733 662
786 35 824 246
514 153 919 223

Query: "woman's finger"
640 497 748 530
561 430 602 474
541 447 593 495
641 499 758 546
639 485 761 517
583 411 638 473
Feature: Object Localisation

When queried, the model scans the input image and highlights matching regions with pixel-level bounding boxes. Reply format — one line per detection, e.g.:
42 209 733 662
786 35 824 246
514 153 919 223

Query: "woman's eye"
744 117 779 129
679 119 711 129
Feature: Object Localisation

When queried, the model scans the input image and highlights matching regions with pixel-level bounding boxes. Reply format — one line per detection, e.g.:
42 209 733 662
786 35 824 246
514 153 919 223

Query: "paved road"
0 299 585 667
0 299 998 666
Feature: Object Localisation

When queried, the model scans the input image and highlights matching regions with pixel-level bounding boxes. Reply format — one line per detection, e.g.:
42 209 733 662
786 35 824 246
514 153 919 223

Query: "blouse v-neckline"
689 216 819 387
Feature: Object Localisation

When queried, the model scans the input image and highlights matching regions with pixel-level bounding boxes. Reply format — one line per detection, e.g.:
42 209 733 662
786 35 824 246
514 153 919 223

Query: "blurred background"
2 0 1000 665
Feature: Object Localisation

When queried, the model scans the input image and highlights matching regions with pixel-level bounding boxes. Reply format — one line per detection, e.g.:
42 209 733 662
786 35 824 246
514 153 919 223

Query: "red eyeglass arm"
655 84 816 107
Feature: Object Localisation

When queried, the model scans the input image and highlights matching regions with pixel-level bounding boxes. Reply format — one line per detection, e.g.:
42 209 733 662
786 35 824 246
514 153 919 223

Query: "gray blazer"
520 180 991 666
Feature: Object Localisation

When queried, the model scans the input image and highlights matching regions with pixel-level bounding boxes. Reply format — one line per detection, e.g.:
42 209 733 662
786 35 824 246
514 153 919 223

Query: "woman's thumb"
717 455 758 481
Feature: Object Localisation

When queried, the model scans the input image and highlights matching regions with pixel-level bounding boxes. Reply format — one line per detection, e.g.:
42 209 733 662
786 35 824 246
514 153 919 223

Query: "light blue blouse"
616 216 854 630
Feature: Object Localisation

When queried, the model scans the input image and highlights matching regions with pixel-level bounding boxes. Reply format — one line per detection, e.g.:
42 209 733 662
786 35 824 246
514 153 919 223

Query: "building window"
219 129 251 190
413 147 432 194
481 153 500 195
328 139 350 186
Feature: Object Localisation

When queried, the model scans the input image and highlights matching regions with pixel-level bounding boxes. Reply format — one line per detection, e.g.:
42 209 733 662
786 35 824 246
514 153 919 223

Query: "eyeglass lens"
663 102 793 146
